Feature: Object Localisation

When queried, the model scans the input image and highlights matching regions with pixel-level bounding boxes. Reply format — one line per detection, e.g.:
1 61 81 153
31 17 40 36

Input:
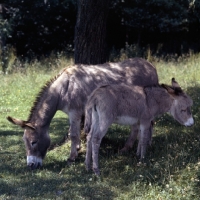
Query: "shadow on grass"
0 130 21 136
38 117 200 198
0 160 115 199
49 117 69 149
0 181 14 196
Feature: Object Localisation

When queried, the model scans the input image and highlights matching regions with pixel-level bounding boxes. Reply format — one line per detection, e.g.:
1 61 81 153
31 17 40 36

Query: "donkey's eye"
31 140 38 147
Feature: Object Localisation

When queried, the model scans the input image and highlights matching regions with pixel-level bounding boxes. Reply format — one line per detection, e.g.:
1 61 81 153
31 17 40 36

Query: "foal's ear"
161 84 175 94
6 116 35 130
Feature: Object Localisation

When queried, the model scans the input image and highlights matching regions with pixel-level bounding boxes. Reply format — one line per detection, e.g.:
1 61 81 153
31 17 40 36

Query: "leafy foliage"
1 0 77 59
108 0 200 55
1 0 200 65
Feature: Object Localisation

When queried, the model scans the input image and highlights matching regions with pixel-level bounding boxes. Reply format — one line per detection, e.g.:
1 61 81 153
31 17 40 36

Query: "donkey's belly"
114 116 138 125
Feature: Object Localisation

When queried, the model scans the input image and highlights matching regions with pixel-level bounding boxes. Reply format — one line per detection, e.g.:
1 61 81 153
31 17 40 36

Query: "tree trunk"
74 0 110 65
0 4 7 73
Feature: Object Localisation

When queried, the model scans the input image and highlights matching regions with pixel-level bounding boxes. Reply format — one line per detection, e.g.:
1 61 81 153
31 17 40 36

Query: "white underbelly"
114 116 138 125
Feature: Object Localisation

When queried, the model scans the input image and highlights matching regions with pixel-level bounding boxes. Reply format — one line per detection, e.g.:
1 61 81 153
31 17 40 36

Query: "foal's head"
162 78 194 127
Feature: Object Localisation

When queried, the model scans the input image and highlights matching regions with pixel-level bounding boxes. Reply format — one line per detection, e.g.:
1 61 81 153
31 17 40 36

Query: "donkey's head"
162 78 194 127
7 116 50 169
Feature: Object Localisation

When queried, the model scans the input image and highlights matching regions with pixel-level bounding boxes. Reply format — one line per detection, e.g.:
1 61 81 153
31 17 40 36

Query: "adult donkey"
84 78 194 175
7 58 158 169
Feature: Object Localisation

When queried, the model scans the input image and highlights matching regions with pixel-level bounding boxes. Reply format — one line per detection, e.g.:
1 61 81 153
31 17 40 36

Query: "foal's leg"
92 116 112 175
85 130 93 171
85 110 100 171
136 121 152 160
120 124 139 152
91 129 108 176
67 110 82 162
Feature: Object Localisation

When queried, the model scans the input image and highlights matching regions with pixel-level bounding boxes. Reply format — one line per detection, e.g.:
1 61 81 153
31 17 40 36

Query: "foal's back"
87 84 147 123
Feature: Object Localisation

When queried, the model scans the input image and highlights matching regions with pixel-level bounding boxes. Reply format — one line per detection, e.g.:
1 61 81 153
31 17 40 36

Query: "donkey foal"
84 78 194 175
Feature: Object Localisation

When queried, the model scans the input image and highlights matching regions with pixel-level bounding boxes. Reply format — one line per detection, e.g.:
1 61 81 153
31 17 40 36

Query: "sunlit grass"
0 55 200 199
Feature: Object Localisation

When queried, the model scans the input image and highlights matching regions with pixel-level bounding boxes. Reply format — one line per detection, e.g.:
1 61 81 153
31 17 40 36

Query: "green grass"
0 55 200 199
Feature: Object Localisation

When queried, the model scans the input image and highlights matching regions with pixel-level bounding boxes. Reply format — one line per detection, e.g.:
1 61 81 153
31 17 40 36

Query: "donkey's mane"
27 72 63 122
144 84 163 90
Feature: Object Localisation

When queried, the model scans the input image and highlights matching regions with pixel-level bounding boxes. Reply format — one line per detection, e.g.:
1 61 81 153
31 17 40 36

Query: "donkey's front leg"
136 122 152 160
120 124 139 152
67 111 81 163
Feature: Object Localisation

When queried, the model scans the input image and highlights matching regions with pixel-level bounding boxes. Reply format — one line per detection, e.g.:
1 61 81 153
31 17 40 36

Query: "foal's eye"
181 109 186 112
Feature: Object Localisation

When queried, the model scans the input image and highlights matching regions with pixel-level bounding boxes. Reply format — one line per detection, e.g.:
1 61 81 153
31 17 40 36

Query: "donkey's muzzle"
28 162 41 170
27 156 42 170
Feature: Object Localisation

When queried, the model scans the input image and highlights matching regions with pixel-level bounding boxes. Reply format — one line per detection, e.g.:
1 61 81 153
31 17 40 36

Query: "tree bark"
74 0 110 64
0 4 7 73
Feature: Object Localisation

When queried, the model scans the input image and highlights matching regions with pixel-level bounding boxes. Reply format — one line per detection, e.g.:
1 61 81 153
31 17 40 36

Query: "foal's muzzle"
184 117 194 127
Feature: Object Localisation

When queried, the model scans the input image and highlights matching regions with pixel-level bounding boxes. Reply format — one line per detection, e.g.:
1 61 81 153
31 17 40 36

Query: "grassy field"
0 55 200 199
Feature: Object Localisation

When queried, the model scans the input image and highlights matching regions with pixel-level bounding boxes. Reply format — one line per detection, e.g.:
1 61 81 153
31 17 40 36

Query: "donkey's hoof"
135 154 142 162
66 158 75 165
120 146 129 153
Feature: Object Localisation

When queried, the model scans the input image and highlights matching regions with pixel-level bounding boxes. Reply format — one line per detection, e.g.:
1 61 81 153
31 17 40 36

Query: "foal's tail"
84 104 93 134
84 92 98 134
84 85 107 134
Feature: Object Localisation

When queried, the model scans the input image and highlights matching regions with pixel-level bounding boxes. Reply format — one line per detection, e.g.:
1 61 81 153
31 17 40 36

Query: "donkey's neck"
28 79 61 127
145 86 173 117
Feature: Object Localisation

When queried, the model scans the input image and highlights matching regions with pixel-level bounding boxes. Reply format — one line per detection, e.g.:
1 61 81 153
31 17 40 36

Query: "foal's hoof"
136 155 144 162
93 168 100 176
136 154 145 163
85 164 91 172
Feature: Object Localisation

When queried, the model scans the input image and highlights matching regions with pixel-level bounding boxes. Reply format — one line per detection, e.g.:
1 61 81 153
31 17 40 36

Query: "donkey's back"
66 58 159 88
61 58 159 113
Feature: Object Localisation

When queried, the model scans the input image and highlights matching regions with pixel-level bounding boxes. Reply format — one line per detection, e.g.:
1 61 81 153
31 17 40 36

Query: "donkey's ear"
24 122 36 130
171 78 182 94
6 116 35 130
